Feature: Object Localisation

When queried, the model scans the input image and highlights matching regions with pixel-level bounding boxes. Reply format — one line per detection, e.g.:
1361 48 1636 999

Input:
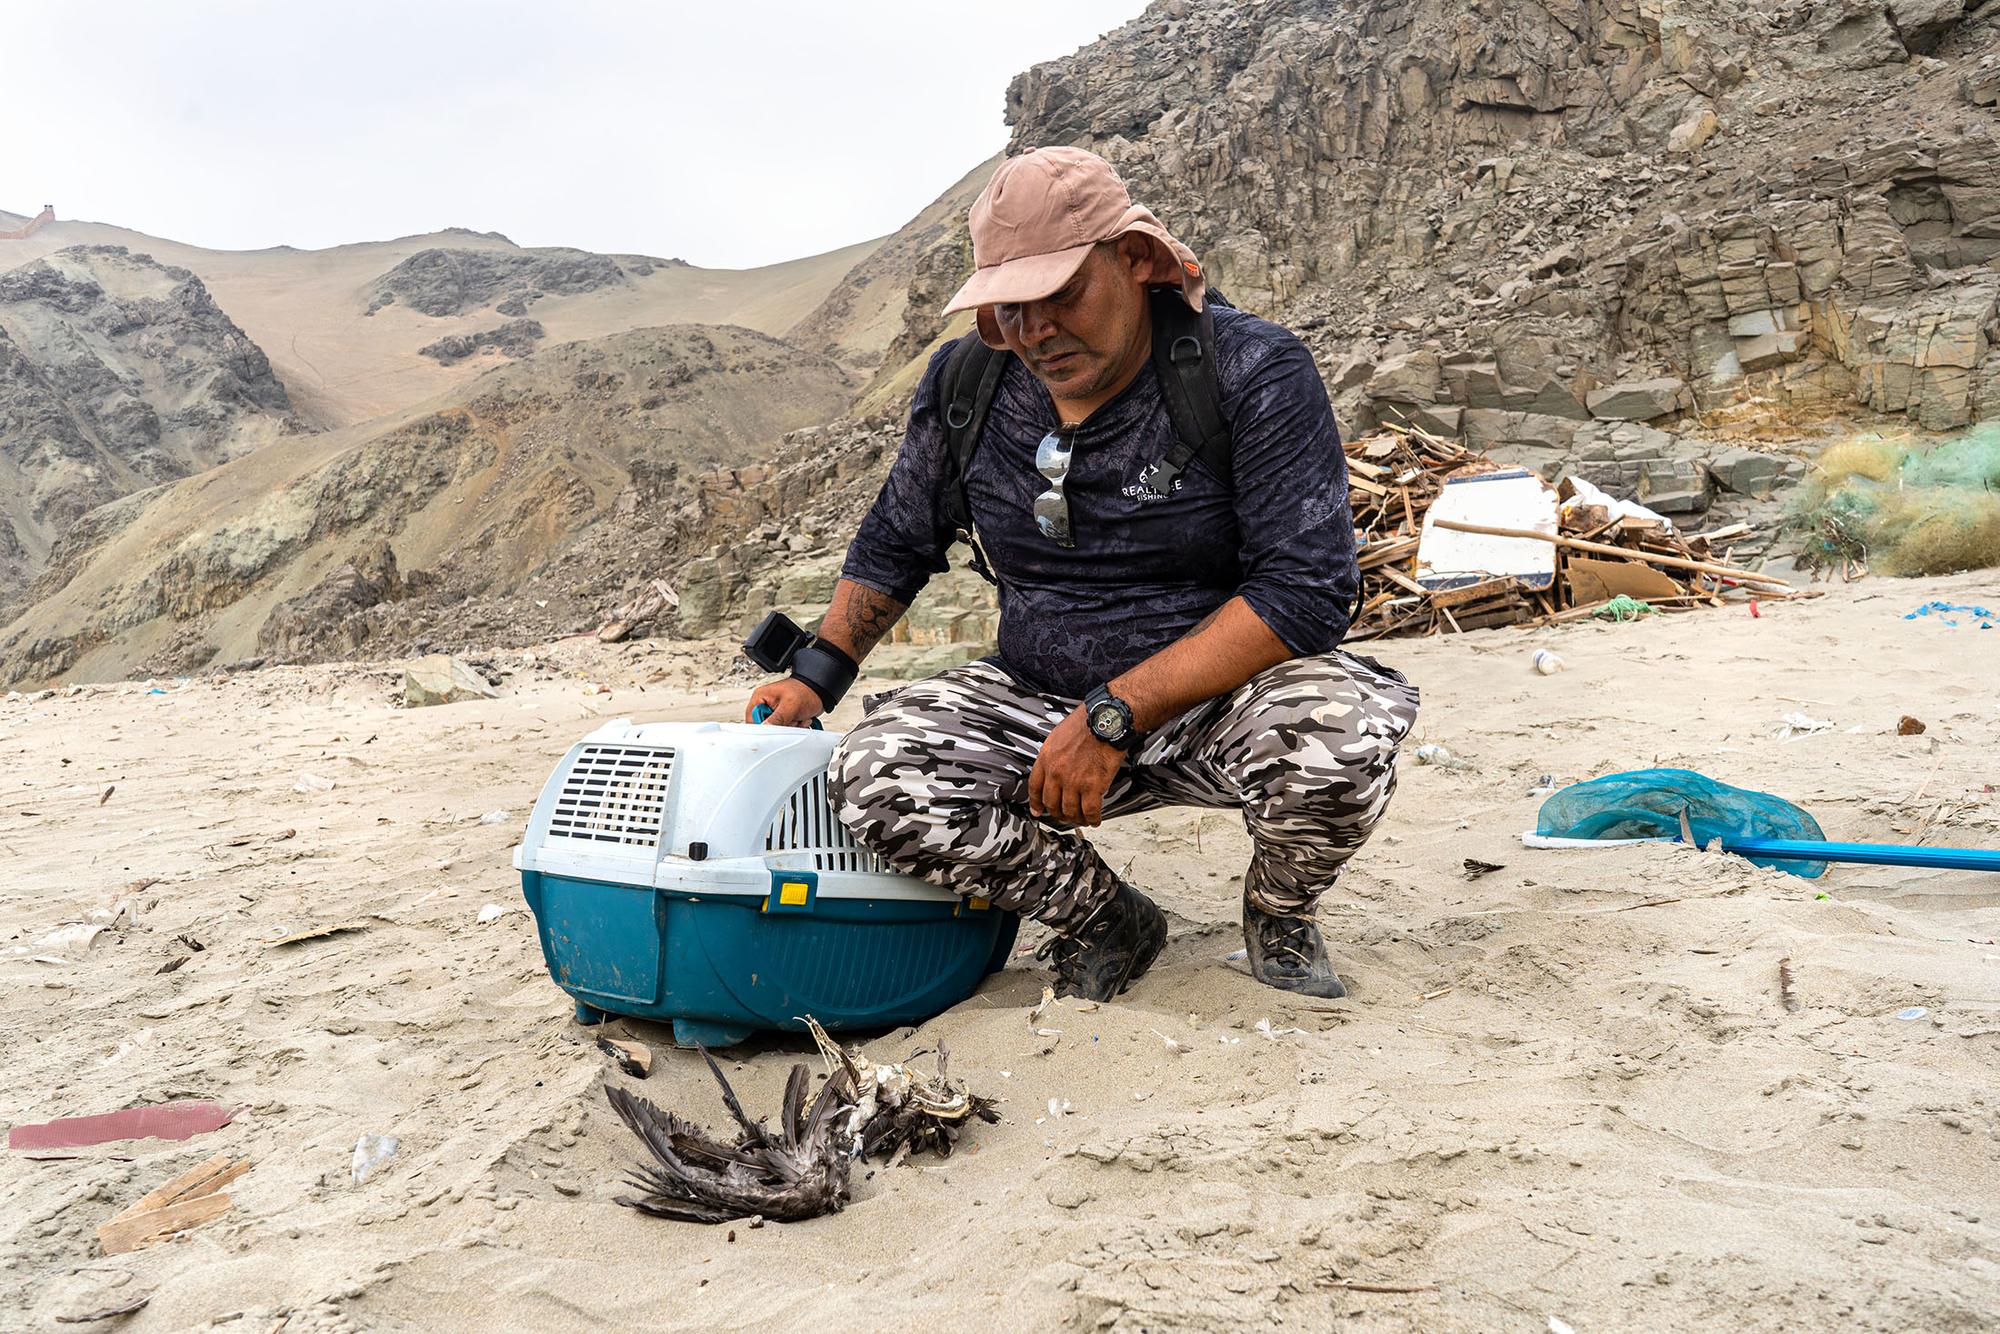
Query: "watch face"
1090 702 1126 738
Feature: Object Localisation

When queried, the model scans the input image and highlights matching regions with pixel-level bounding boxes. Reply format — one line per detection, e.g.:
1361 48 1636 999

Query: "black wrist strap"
791 640 859 711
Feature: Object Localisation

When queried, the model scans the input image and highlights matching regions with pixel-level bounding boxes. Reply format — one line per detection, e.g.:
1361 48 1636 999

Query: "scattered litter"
176 933 205 952
97 1154 250 1256
1903 600 1994 629
1532 649 1565 675
1897 715 1926 736
1594 594 1654 621
4 899 135 963
1218 1035 1241 1045
1046 1098 1071 1119
292 772 336 794
1895 1007 1929 1021
10 923 107 962
1776 712 1836 741
1413 743 1453 766
597 1036 653 1078
98 785 115 805
264 921 369 947
1348 428 1786 638
155 956 188 975
1026 985 1056 1028
352 1133 400 1183
475 903 508 924
1419 987 1453 1002
1254 1018 1304 1040
1223 948 1247 963
1549 1318 1577 1334
10 1100 236 1151
1152 1030 1188 1055
53 1292 153 1323
478 809 511 825
1462 858 1504 880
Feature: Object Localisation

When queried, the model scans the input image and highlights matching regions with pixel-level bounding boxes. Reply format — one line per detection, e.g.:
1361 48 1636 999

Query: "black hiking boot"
1243 903 1346 998
1034 881 1167 1002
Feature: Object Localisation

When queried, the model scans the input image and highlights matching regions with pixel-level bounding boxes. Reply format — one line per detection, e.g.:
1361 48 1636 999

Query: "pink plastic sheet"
8 1100 236 1151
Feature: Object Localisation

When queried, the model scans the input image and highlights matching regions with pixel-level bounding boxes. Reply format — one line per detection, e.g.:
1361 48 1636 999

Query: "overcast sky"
1 1 1146 268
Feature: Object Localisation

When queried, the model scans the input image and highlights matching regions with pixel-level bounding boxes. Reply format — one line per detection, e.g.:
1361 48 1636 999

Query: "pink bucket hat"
942 146 1208 349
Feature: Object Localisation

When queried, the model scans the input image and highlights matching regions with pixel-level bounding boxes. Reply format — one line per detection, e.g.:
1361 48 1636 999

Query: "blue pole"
1720 837 2000 874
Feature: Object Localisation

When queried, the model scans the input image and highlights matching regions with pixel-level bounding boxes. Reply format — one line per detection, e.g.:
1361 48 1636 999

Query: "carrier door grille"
765 772 886 872
549 745 674 847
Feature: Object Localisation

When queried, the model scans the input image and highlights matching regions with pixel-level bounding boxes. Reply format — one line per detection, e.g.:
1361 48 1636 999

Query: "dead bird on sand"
605 1020 998 1223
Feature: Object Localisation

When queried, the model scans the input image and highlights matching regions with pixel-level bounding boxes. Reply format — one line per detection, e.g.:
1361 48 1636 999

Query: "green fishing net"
1791 425 2000 576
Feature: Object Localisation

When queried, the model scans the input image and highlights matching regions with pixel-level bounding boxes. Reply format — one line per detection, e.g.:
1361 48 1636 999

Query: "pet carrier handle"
751 703 822 730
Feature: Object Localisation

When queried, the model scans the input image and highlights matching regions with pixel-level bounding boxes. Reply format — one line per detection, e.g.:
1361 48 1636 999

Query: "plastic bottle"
1532 649 1564 675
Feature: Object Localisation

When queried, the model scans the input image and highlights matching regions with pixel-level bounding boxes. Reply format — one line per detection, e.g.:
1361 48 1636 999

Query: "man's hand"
743 580 910 727
1028 709 1124 826
745 677 824 727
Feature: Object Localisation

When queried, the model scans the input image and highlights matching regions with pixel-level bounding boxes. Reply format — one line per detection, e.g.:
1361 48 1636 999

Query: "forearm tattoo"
829 583 907 659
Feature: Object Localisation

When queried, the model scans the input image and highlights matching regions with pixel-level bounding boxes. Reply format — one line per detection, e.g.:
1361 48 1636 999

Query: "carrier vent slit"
548 744 674 847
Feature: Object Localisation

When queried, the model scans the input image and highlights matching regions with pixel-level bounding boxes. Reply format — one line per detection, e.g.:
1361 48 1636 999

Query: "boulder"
1636 459 1711 514
1967 56 1999 107
1709 447 1788 499
1365 350 1442 404
1668 102 1719 154
403 654 498 707
1585 378 1693 421
1737 331 1809 372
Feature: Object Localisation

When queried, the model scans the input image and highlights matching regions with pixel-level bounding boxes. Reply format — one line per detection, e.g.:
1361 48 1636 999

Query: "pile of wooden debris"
1345 424 1800 640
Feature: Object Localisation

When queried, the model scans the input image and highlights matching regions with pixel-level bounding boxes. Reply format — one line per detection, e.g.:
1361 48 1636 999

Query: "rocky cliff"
1033 0 1995 465
801 0 1998 516
0 324 854 685
0 245 296 614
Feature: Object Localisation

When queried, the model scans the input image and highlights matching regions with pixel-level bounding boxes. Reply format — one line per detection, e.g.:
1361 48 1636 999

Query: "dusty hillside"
0 213 883 429
785 156 997 382
0 325 855 686
0 246 296 615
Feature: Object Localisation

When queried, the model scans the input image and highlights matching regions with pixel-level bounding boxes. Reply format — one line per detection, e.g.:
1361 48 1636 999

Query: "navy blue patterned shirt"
840 304 1356 700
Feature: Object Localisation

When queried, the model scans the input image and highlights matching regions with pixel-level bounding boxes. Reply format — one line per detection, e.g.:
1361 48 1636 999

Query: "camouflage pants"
827 652 1420 930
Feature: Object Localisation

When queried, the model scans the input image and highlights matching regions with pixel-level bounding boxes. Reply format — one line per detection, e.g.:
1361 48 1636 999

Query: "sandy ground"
3 573 1998 1331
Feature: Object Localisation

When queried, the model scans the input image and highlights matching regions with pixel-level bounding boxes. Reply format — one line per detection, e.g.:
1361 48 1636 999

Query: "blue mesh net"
1535 768 1828 877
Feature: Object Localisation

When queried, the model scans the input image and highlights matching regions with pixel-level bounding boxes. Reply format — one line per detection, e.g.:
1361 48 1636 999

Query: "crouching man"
747 147 1418 1002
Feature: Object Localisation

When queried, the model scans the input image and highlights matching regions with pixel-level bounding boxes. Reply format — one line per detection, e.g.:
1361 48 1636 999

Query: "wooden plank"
97 1193 232 1255
1376 565 1427 596
1429 519 1795 588
1428 577 1520 609
113 1155 248 1220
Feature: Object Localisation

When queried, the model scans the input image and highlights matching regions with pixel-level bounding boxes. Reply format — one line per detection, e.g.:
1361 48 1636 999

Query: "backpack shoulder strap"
1138 287 1233 498
936 332 1008 583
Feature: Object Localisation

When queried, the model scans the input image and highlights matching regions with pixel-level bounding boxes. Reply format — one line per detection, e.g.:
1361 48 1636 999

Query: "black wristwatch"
1083 685 1141 751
